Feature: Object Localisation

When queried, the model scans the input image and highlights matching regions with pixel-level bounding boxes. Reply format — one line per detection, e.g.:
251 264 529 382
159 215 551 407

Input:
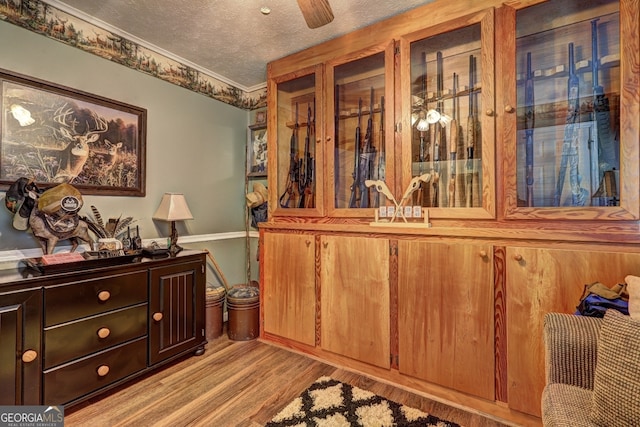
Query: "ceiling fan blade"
297 0 334 29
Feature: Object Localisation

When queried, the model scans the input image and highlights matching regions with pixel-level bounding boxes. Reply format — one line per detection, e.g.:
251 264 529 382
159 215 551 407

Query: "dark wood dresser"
0 250 206 407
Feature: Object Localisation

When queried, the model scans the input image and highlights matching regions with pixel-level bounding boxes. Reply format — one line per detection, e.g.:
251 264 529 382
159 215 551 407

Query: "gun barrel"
525 52 535 207
554 42 583 207
349 98 363 208
279 102 300 207
465 55 476 208
591 19 600 90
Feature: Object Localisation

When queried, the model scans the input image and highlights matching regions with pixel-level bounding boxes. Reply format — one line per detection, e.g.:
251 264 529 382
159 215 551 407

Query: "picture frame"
0 68 146 196
247 123 267 177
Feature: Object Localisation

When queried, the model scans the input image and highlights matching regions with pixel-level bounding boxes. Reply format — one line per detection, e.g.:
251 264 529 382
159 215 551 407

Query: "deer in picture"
51 16 68 37
91 29 109 50
103 139 123 171
53 106 108 183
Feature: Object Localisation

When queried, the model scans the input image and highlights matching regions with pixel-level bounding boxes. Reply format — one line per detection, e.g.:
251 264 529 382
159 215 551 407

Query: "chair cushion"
543 313 601 390
542 383 593 427
590 309 640 426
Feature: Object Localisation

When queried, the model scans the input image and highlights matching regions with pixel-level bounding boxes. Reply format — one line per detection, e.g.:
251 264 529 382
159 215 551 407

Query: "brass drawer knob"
504 104 515 113
479 250 488 258
514 254 523 261
97 327 111 339
153 312 163 322
22 349 38 363
97 365 110 377
97 290 111 302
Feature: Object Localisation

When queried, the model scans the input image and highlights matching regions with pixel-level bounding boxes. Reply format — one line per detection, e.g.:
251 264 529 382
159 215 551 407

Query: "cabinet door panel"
503 0 639 220
506 246 640 416
0 290 41 405
269 65 324 217
320 235 390 368
400 9 496 219
149 259 206 365
326 41 395 216
263 232 316 346
398 240 494 400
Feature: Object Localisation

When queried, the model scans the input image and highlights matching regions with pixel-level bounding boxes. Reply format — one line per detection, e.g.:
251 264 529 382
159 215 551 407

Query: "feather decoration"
113 216 134 238
91 205 104 229
82 216 107 239
82 206 135 239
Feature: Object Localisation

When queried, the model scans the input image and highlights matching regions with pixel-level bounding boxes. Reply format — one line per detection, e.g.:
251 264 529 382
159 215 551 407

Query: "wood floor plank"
65 333 522 427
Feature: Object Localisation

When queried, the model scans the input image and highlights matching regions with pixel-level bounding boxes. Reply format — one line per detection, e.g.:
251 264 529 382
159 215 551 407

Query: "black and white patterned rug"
266 376 461 427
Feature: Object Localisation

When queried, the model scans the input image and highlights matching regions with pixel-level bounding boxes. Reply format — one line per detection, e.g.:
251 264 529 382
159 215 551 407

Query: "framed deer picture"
0 68 146 196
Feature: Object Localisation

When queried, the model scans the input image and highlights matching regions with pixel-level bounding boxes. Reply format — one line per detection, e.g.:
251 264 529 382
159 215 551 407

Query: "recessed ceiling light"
260 6 271 15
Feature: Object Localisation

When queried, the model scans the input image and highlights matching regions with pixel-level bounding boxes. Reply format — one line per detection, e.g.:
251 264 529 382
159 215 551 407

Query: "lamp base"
169 221 183 257
169 245 183 257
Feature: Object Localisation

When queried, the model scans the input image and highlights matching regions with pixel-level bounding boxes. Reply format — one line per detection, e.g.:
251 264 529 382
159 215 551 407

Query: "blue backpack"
576 282 629 317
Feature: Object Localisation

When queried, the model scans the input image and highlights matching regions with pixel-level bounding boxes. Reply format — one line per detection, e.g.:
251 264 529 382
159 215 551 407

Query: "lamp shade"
152 193 193 221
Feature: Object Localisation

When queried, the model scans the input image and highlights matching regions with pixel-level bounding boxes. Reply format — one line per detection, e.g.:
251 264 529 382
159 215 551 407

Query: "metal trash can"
205 282 226 341
227 284 260 341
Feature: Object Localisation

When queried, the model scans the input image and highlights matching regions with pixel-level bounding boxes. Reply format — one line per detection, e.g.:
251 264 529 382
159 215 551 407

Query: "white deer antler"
87 112 108 137
53 104 78 139
52 108 109 183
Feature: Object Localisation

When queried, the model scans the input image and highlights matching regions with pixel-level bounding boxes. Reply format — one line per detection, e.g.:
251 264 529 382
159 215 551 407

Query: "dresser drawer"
44 303 147 369
43 337 147 405
45 271 147 326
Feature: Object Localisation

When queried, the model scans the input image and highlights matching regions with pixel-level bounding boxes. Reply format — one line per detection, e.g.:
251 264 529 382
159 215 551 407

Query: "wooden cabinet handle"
97 290 111 302
97 365 110 377
479 250 488 258
504 105 515 113
153 312 163 321
316 138 322 144
514 254 523 261
97 327 111 339
22 349 38 363
305 240 311 247
326 136 332 142
485 109 494 117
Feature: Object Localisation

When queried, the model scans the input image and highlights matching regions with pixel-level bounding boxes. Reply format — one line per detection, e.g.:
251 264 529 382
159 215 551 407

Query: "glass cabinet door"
400 10 495 219
268 65 323 217
326 42 395 217
504 0 639 220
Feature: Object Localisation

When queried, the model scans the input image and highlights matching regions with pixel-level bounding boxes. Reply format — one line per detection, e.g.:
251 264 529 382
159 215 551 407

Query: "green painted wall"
0 21 255 285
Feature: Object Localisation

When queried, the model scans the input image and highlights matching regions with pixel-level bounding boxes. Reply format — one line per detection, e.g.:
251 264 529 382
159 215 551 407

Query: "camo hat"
38 183 84 215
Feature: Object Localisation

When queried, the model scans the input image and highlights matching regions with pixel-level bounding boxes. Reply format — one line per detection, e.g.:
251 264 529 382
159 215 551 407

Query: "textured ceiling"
50 0 433 90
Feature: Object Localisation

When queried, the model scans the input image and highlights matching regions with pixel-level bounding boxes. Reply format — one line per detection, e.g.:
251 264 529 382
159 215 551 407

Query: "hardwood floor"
65 332 518 427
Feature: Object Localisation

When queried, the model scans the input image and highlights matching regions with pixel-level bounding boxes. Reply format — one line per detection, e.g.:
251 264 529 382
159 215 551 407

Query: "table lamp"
152 193 193 256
